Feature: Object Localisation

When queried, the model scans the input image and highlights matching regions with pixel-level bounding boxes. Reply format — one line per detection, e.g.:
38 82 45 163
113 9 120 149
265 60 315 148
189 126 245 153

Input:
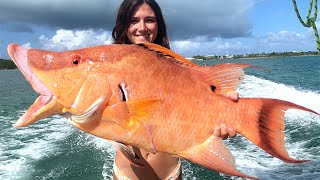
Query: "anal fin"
178 135 258 179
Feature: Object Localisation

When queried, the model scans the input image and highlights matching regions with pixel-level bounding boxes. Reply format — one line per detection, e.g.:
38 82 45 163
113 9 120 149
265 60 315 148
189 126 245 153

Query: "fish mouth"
8 44 62 127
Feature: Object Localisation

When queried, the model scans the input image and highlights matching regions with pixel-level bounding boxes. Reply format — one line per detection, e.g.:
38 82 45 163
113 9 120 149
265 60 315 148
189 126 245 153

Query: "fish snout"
7 43 27 63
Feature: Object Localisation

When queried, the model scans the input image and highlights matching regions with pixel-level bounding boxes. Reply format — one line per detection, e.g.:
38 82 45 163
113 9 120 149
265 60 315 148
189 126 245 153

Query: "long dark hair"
112 0 170 49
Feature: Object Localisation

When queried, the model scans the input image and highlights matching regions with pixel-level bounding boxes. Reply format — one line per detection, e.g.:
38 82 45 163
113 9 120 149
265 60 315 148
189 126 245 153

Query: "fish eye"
70 54 81 65
73 59 79 65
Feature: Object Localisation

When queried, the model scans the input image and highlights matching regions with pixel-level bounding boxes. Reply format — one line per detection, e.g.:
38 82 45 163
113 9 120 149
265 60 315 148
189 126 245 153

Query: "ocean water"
0 55 319 180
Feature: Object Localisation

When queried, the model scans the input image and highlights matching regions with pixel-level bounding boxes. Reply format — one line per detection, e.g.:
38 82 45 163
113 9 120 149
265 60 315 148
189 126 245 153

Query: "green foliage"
193 55 206 60
0 59 17 69
192 51 319 60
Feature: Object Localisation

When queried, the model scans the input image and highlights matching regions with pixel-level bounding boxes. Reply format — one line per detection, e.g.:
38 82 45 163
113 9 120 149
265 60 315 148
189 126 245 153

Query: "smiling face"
127 3 158 44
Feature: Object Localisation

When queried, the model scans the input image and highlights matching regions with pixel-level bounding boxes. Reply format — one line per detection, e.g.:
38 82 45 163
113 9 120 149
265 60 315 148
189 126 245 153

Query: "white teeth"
136 34 148 37
134 35 150 43
136 35 148 40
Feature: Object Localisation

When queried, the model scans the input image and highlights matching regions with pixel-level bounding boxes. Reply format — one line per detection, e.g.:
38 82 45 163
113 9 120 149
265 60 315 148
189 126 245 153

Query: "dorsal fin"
137 43 258 97
192 64 255 95
138 42 197 67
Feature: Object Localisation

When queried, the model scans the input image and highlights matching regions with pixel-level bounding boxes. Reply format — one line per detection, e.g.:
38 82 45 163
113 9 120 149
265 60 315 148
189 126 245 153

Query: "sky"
0 0 319 59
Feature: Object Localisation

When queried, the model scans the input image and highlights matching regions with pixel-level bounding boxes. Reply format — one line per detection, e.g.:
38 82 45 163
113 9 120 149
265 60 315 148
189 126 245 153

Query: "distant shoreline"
1 54 319 70
191 52 319 61
236 54 320 60
0 59 16 70
190 54 320 62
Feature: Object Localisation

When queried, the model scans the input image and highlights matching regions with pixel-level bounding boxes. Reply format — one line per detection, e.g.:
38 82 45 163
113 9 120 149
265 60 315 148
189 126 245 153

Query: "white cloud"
32 26 317 57
24 19 318 57
36 29 252 56
38 29 113 51
172 38 250 56
216 41 249 52
172 40 199 50
258 30 305 44
22 43 31 49
256 29 316 52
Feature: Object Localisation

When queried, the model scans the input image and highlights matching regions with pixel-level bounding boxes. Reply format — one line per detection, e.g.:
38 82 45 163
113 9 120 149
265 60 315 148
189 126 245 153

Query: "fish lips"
8 44 59 127
8 44 53 96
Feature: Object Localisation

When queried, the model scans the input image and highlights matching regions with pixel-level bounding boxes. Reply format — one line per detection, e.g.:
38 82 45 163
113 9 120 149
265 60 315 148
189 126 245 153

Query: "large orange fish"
8 43 320 179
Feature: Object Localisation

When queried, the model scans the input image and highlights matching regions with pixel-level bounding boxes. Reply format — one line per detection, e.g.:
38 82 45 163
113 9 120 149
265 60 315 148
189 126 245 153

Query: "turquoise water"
0 56 319 180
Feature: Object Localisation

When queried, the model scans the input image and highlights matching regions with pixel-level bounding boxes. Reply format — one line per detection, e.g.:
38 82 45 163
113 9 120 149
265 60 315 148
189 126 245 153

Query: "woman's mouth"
136 34 150 40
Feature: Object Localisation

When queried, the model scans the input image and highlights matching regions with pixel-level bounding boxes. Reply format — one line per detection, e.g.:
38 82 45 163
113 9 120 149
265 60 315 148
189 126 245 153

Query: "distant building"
186 57 203 61
185 57 195 61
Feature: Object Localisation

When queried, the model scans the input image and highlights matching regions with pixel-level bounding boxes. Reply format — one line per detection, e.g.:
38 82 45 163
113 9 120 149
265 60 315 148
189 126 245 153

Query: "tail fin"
237 98 319 163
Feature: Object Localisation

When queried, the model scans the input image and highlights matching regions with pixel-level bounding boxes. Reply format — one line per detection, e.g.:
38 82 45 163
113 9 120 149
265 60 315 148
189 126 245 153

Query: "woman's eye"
130 19 139 24
146 19 156 23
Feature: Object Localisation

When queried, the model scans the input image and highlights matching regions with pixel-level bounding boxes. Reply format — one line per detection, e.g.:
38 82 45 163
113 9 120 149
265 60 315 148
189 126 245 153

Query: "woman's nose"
138 21 146 31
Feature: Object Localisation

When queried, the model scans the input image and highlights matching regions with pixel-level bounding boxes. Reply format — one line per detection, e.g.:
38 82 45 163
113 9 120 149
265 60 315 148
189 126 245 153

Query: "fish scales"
105 49 232 151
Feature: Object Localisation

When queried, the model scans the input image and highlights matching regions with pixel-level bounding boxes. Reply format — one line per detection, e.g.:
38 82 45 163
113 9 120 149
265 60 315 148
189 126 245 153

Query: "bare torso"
113 147 181 180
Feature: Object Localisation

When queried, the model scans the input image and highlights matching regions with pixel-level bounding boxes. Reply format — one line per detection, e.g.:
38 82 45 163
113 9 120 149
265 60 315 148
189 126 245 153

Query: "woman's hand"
214 91 239 140
213 124 236 140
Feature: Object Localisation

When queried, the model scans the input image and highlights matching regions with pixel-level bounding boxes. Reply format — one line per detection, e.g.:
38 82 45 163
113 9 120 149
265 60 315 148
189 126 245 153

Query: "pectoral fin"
101 98 160 131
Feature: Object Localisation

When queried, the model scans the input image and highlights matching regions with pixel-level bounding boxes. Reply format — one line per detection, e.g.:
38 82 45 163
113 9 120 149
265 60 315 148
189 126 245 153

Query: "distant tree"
0 59 17 69
192 55 206 60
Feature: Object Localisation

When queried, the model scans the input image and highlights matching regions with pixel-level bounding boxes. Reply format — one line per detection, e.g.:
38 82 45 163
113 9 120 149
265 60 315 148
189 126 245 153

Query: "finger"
220 124 228 140
226 91 239 102
213 126 221 137
227 127 236 138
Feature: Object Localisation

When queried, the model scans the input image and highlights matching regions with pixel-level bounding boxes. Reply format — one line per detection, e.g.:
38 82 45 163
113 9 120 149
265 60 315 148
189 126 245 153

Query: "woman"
111 0 237 179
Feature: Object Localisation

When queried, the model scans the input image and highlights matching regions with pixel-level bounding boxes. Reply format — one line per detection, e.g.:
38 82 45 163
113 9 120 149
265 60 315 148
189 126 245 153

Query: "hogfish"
7 43 320 179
